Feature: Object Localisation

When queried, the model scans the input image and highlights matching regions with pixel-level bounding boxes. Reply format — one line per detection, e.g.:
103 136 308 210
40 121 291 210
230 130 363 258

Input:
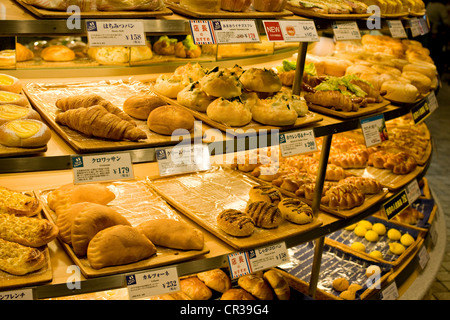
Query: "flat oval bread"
0 186 42 216
71 203 130 257
0 238 46 275
136 218 204 250
87 225 156 269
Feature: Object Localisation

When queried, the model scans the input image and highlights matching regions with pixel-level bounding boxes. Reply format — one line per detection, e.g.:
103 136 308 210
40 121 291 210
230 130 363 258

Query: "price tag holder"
72 152 134 184
279 129 317 157
382 189 409 220
263 20 319 42
381 281 399 300
211 19 260 44
360 114 388 148
411 91 438 124
126 267 179 300
189 20 216 44
86 20 146 47
156 143 211 177
409 18 423 37
405 179 421 204
228 242 289 279
417 245 430 270
332 21 361 40
387 20 407 38
0 288 33 300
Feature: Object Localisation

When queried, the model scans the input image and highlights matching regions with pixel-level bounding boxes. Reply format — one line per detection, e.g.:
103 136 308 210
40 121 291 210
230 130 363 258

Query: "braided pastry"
307 163 346 181
338 176 383 194
321 183 365 210
368 151 417 174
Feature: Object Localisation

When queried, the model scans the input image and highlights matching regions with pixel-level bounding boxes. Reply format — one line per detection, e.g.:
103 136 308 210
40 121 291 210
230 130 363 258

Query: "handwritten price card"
86 20 146 47
126 267 179 300
189 20 216 44
71 152 134 184
263 20 319 42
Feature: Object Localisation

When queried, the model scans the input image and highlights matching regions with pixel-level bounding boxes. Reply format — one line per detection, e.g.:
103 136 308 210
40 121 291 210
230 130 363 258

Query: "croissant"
55 94 136 126
55 105 147 141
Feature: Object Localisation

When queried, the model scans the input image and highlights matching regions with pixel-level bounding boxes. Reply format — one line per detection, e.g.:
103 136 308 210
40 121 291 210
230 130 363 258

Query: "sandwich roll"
0 119 51 147
401 71 432 94
380 80 418 103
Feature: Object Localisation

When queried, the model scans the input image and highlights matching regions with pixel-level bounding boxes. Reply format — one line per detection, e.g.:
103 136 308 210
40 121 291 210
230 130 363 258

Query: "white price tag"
360 114 388 148
406 179 421 204
211 19 260 44
430 221 438 246
156 143 211 177
189 20 216 44
409 18 423 37
279 129 317 157
381 281 399 300
426 91 439 113
0 288 33 300
72 152 134 184
417 245 430 270
126 267 179 300
228 242 289 279
86 20 146 47
263 20 319 42
388 20 407 38
332 21 361 40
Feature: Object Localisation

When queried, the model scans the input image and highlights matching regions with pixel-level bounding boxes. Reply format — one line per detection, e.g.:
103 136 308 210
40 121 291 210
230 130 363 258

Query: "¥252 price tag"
86 20 146 47
279 129 317 157
71 152 134 184
227 242 289 279
126 267 179 300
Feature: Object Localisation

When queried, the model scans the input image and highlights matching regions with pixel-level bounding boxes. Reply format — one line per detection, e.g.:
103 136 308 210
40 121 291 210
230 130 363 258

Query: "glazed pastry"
197 269 232 293
249 185 282 205
180 277 212 300
216 209 255 237
245 201 283 229
277 198 313 225
338 176 383 194
321 183 365 210
368 150 417 174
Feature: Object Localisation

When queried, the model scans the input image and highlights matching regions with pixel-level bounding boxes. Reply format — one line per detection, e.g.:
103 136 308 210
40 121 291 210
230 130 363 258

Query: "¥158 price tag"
279 129 317 157
332 21 361 40
228 242 289 279
126 267 179 300
86 20 146 47
360 114 388 148
263 20 319 42
388 20 407 38
71 152 134 184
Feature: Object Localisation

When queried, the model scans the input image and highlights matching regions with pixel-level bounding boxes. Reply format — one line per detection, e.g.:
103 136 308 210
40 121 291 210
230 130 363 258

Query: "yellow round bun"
0 91 28 106
251 95 298 126
147 105 195 136
0 119 51 147
0 74 22 94
0 105 41 125
199 68 242 99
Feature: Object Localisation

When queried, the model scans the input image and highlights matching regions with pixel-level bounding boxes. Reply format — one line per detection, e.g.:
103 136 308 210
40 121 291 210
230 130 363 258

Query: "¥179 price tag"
71 152 134 184
86 20 146 47
332 21 361 40
211 19 260 44
360 114 388 148
126 267 179 300
279 129 317 157
228 242 289 279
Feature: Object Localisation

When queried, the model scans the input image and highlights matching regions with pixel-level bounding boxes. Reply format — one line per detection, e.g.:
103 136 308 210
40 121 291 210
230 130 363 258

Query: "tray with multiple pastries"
285 2 371 20
0 186 54 290
37 180 209 278
277 241 393 300
23 80 205 153
150 63 323 136
325 215 426 268
149 166 323 251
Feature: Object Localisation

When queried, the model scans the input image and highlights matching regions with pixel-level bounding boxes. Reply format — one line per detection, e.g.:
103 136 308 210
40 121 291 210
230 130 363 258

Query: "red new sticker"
263 21 284 41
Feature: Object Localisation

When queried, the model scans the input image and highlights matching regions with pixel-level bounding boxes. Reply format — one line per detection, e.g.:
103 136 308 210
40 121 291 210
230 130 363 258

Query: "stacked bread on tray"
0 186 57 276
0 74 51 148
153 62 309 127
46 183 204 270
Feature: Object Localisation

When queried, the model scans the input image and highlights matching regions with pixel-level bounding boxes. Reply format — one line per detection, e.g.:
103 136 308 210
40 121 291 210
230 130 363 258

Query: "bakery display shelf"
14 0 174 19
285 3 371 20
306 99 390 120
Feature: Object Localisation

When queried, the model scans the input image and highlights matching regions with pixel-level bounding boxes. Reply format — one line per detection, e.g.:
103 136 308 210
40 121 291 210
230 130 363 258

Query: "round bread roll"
0 119 51 147
251 95 298 126
177 81 215 112
199 69 242 99
123 95 166 120
0 91 28 106
239 68 282 93
371 64 401 77
216 209 255 237
221 288 256 300
153 74 189 98
206 97 252 127
173 62 206 82
263 269 290 300
401 71 432 94
147 105 195 136
402 63 436 80
390 58 410 71
380 80 419 103
321 57 352 77
0 74 22 94
278 198 313 225
249 185 282 205
0 105 41 125
237 274 274 300
40 45 75 62
345 64 378 77
358 72 397 91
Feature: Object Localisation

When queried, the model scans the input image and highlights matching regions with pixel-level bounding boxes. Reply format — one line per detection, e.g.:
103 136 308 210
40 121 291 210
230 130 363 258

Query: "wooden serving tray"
14 0 173 18
0 144 46 158
151 87 324 136
285 3 370 20
23 80 204 154
165 1 293 18
38 180 209 278
345 165 425 191
149 167 323 251
307 99 391 119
